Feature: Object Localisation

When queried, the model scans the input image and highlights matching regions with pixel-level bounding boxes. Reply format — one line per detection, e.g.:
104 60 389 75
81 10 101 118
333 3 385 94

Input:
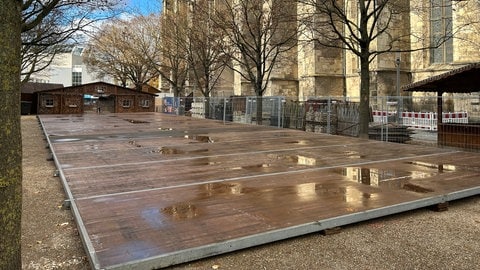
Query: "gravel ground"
21 115 480 270
21 116 89 270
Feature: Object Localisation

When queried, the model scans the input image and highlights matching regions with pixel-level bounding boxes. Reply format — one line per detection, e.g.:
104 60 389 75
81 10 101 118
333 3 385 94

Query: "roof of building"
141 83 162 94
37 81 158 96
21 82 64 94
402 63 480 93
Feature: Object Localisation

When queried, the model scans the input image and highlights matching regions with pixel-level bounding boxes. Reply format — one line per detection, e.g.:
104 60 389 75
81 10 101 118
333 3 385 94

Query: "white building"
27 46 112 87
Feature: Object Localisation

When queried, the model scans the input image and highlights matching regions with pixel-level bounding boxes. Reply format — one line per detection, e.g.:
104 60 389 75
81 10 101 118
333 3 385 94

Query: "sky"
125 0 162 15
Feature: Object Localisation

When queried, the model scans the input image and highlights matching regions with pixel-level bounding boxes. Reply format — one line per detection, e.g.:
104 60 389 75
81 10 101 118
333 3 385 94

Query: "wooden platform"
38 113 480 270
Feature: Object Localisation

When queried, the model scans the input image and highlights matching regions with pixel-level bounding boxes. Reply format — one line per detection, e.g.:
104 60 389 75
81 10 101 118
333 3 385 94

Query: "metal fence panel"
156 95 480 151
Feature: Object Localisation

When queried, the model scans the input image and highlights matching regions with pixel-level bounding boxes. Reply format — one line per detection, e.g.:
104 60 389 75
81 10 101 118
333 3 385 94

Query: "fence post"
223 98 226 124
385 96 389 142
277 97 281 128
399 95 403 125
379 97 384 141
327 97 331 134
247 97 251 124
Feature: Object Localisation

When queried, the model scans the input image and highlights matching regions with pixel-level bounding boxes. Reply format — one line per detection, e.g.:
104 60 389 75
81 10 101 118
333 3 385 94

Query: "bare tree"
0 1 120 268
188 0 228 98
298 0 413 138
213 0 298 124
155 4 190 97
84 23 130 87
21 0 121 83
84 15 161 90
298 0 477 138
186 0 229 117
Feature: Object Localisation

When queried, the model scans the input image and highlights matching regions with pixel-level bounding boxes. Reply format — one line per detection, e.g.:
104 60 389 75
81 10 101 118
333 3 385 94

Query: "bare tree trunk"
173 85 179 97
358 55 371 139
204 97 211 119
0 0 23 268
256 96 263 125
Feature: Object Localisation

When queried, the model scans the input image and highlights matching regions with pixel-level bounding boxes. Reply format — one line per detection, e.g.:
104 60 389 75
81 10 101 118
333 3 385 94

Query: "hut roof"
402 63 480 93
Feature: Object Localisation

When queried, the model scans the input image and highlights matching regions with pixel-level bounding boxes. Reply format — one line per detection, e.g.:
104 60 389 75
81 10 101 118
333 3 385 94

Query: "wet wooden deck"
38 113 480 270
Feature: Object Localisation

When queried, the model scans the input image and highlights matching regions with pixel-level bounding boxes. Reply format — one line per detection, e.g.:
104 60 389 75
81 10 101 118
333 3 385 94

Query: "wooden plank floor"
38 113 480 269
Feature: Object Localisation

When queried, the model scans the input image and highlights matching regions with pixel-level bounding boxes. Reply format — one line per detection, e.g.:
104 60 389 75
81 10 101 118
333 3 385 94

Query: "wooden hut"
402 63 480 150
37 82 157 114
21 82 64 115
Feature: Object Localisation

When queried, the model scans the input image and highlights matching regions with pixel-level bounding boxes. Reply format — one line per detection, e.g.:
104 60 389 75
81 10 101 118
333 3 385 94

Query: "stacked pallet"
369 123 414 143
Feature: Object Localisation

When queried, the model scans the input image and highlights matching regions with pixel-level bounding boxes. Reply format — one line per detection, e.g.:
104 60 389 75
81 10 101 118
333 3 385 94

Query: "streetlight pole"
395 53 401 124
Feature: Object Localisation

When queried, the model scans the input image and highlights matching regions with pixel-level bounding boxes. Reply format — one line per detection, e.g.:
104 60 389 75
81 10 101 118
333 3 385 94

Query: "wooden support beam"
321 227 342 235
429 202 449 212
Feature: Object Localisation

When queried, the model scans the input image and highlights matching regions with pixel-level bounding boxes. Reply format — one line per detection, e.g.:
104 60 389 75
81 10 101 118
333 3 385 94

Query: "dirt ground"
21 115 480 270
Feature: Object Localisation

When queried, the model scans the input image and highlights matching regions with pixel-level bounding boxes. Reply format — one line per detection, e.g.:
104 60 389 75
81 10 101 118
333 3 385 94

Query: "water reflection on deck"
39 113 480 270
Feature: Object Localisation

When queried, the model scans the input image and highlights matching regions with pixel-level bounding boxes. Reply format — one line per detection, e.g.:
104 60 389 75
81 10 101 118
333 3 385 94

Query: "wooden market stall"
36 81 157 114
402 63 480 150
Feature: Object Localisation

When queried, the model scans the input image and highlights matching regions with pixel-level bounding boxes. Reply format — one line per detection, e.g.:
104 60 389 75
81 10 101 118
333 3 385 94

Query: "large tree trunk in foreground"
0 1 23 268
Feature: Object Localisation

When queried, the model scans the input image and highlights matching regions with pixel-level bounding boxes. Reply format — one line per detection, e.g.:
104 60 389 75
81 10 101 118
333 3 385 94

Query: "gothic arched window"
430 0 453 64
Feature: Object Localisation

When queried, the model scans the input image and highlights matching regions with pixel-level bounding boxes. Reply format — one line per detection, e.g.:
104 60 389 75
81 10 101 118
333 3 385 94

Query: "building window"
72 71 82 86
140 99 150 107
122 99 132 108
44 97 54 107
430 0 453 64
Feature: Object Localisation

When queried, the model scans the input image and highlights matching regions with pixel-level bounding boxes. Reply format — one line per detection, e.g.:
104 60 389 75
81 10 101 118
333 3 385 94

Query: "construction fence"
155 95 480 150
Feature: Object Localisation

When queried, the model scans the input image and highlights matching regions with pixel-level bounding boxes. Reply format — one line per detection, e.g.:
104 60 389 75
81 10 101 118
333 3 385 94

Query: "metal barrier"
155 95 480 151
373 111 469 131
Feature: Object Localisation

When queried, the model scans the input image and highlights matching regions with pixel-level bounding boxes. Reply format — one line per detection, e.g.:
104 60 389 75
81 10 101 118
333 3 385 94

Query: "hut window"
122 99 132 108
96 86 105 94
140 100 150 107
44 97 54 107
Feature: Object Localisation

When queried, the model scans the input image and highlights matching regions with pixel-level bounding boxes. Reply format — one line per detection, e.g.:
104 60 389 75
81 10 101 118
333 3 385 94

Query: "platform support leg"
429 202 449 212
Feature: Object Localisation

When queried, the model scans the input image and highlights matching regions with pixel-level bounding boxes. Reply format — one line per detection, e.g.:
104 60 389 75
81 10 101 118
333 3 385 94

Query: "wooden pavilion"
36 82 157 114
402 63 480 150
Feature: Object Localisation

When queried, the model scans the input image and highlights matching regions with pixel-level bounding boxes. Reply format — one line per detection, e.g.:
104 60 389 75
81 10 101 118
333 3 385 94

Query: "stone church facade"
297 0 480 102
161 0 480 101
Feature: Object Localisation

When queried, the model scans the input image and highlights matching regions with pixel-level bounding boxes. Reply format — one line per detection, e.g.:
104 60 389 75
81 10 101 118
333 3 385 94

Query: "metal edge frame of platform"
39 117 101 269
37 115 480 270
105 187 480 270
